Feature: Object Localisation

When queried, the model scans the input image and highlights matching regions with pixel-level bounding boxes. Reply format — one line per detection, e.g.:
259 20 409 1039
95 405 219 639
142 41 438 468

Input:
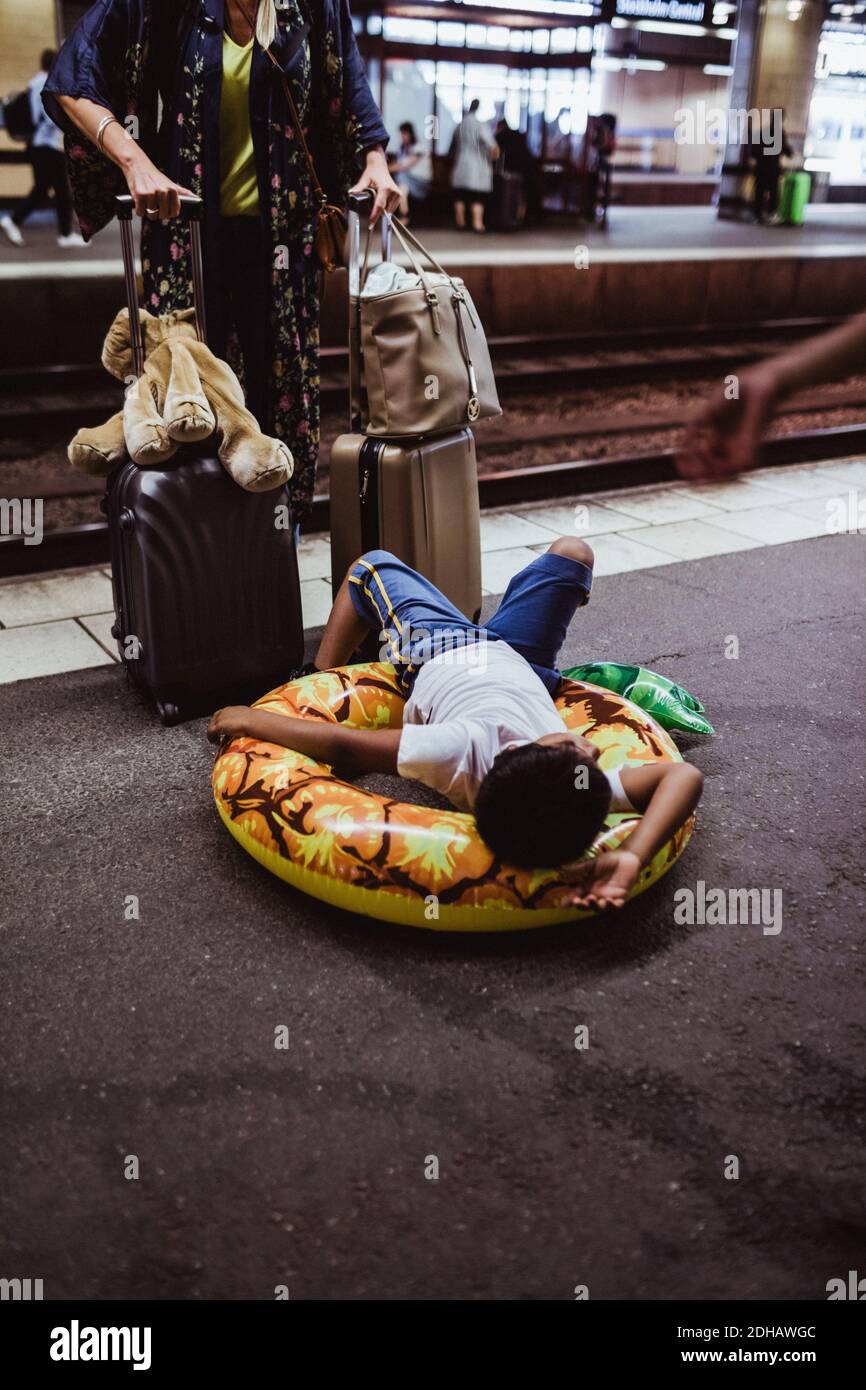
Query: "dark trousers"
13 145 73 236
754 166 781 221
210 215 271 430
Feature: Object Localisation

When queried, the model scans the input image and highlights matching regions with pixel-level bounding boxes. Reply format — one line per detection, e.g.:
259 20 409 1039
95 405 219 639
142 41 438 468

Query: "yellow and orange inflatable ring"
212 662 695 931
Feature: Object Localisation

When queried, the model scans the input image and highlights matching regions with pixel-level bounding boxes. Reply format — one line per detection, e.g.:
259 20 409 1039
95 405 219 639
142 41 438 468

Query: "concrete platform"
2 207 865 367
3 457 864 683
1 525 863 1299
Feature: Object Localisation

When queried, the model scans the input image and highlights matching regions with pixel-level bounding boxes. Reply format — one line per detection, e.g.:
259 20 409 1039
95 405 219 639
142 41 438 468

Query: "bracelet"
95 114 119 154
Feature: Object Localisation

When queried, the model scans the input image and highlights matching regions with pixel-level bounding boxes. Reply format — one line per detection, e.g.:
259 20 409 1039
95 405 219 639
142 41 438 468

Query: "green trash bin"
778 170 811 226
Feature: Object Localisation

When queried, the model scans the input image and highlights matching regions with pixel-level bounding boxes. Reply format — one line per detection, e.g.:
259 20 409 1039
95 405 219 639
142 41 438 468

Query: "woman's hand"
350 147 401 225
122 146 196 221
560 850 642 910
207 706 255 745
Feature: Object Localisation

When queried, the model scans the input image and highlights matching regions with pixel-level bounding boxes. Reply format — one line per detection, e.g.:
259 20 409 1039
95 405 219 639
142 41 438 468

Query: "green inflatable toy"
562 662 714 736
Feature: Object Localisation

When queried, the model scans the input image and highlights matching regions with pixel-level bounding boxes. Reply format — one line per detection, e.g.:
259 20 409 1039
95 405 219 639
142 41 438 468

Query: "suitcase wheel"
157 700 181 727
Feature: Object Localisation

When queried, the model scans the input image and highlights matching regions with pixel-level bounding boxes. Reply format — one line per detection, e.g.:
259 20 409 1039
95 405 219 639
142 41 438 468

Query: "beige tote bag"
355 219 502 438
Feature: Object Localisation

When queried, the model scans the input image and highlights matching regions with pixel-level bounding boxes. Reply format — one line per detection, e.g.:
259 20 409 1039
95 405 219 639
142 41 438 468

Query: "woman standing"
449 99 497 234
43 0 399 524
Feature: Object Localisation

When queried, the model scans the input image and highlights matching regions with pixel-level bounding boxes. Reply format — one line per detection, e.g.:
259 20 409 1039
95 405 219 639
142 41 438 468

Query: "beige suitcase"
329 430 482 621
329 195 482 622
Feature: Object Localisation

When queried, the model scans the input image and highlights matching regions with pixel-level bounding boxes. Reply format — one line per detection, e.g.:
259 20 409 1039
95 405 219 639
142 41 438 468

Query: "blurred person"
678 309 866 479
41 0 398 526
209 543 703 908
750 115 791 224
575 113 616 223
494 118 539 224
449 99 498 234
0 50 84 248
390 122 430 225
593 113 616 222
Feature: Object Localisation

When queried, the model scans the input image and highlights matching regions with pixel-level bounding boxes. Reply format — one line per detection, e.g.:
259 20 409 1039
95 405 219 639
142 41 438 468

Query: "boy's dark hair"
474 742 611 868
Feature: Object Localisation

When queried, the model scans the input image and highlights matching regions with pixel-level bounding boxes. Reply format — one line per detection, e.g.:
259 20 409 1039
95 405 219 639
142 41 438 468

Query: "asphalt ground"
1 534 864 1300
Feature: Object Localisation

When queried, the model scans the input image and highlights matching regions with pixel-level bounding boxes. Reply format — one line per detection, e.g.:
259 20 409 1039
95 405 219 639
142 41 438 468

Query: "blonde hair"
256 0 277 49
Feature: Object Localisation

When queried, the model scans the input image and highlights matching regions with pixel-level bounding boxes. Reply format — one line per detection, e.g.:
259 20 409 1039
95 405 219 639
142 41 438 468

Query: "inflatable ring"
212 662 695 932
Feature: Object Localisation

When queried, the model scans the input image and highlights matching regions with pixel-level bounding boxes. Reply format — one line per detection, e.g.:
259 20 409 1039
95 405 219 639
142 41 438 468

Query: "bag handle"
386 217 451 280
115 193 206 376
387 220 480 411
377 216 477 335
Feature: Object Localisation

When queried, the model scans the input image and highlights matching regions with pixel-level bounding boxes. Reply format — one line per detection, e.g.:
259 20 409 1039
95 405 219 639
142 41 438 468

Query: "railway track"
0 316 838 431
2 314 863 578
4 421 866 578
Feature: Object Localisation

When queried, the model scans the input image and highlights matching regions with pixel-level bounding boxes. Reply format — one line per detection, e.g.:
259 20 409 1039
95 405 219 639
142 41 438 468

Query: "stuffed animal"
68 307 293 493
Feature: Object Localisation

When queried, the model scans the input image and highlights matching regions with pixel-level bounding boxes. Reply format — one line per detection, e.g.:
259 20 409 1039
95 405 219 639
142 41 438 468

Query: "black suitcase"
106 195 303 725
490 168 523 231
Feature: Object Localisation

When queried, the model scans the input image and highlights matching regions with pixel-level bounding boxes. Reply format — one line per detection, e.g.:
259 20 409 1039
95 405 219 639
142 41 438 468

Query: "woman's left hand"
350 148 402 224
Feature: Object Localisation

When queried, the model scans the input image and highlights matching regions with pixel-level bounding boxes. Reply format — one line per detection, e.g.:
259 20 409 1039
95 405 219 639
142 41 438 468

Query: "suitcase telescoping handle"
347 189 392 432
115 193 206 378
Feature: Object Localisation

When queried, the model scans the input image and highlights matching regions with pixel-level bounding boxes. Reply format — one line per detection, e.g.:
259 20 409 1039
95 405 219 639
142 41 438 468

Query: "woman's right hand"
123 152 195 220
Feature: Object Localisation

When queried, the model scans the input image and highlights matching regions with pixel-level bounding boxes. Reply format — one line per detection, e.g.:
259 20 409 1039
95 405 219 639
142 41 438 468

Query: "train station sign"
614 0 709 22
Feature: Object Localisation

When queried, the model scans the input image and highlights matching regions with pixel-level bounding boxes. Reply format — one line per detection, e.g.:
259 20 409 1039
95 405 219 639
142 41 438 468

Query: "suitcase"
106 194 303 725
329 193 482 623
778 170 811 226
490 167 523 231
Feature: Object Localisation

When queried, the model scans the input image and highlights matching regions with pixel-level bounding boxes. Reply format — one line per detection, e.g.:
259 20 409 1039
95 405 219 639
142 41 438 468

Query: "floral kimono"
44 0 388 521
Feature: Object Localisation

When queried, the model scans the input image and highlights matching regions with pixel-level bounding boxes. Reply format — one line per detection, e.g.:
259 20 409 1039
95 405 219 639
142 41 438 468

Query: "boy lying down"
208 541 703 909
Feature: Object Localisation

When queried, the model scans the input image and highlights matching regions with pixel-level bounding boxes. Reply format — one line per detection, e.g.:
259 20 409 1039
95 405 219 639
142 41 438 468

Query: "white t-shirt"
397 639 636 815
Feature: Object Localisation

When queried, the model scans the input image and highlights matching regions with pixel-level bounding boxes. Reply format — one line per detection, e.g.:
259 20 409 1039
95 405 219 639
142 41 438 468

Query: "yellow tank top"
219 33 259 217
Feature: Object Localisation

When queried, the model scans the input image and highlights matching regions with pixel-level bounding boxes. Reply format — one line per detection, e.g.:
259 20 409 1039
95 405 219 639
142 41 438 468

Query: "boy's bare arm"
616 762 704 867
563 762 703 909
207 706 401 775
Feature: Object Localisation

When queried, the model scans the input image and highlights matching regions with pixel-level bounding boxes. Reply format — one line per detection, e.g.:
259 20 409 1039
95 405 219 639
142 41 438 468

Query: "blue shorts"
347 548 593 695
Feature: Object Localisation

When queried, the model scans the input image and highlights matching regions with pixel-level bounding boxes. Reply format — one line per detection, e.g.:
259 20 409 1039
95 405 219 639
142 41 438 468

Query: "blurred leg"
49 152 73 237
13 148 50 228
313 571 368 670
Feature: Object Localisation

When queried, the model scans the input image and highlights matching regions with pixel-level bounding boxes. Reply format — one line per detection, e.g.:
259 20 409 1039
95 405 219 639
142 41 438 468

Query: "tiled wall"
0 0 59 196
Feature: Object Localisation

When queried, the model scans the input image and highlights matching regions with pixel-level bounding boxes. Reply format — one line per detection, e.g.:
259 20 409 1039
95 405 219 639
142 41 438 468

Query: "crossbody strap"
235 0 327 211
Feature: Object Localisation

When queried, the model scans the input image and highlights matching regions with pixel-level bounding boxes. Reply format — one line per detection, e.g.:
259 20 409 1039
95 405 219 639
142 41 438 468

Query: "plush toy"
68 307 293 493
